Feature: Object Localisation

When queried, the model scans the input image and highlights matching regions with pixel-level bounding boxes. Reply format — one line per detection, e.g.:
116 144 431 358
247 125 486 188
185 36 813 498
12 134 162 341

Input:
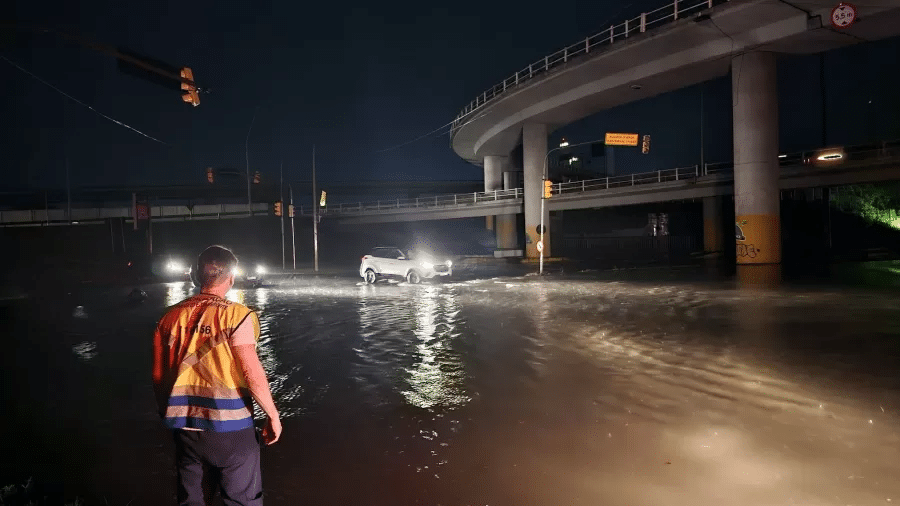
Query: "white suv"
360 247 452 284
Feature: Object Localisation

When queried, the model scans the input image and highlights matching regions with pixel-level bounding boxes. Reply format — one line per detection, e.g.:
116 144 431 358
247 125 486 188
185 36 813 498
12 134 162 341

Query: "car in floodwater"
360 246 452 284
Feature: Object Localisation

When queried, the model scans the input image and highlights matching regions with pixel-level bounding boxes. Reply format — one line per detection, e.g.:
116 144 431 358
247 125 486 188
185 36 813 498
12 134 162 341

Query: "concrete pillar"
484 156 505 231
732 51 780 269
496 168 518 250
702 196 723 255
523 123 549 258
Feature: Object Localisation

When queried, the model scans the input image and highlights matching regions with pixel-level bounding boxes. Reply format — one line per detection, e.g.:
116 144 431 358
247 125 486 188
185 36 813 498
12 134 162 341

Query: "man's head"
196 245 238 290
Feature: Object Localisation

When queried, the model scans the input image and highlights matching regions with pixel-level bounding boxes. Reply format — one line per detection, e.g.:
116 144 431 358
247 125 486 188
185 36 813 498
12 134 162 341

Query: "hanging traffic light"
543 179 553 199
180 67 200 107
288 204 295 218
319 190 327 208
641 134 651 154
253 171 261 184
274 201 283 217
206 167 214 183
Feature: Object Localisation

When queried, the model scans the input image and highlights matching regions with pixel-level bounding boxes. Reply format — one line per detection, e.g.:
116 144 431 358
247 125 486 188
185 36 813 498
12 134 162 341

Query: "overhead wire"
0 54 169 145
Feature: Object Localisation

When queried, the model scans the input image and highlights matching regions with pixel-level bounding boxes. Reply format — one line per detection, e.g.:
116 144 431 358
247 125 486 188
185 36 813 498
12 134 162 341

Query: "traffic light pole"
289 184 296 270
312 145 319 273
10 25 199 94
280 161 285 271
539 138 608 275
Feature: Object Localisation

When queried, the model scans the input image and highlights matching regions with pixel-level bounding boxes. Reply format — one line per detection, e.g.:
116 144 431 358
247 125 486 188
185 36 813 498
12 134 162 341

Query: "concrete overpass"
448 0 900 264
320 142 900 224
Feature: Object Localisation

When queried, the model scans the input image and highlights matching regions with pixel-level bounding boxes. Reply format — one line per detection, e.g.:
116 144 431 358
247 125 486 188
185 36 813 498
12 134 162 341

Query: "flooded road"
2 271 900 505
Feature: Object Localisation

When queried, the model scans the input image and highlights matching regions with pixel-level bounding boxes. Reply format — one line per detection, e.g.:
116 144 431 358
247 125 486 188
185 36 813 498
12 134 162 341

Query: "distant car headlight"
421 261 434 269
256 265 267 275
166 261 184 273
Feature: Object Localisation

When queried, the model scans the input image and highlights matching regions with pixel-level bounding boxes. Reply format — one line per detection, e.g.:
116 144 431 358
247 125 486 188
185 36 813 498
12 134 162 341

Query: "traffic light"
543 179 553 199
641 134 651 154
288 204 295 218
274 201 283 217
180 67 200 107
319 190 327 208
253 171 261 184
206 167 214 183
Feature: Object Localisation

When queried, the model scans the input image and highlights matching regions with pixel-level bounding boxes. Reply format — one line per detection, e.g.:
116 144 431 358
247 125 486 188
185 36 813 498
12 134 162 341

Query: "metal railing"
451 0 724 129
315 140 900 216
310 188 523 216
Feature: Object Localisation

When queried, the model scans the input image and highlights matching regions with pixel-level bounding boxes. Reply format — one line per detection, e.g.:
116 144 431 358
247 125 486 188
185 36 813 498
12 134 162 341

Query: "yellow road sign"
605 132 639 146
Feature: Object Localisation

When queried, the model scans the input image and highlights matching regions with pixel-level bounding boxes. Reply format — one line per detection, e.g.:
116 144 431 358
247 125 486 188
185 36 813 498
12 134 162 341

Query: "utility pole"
65 157 71 223
280 161 285 271
699 83 705 172
312 145 319 272
289 184 296 270
245 108 257 216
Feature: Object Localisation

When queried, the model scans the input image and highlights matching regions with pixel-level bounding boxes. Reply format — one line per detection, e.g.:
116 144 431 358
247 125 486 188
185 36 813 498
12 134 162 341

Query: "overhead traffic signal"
319 190 327 208
274 200 283 217
543 179 553 199
253 171 261 184
180 67 200 107
641 134 651 154
288 204 295 218
206 167 214 183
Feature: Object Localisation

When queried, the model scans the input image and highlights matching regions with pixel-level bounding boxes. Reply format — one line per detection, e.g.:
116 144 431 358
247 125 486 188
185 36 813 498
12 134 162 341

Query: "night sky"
4 0 900 194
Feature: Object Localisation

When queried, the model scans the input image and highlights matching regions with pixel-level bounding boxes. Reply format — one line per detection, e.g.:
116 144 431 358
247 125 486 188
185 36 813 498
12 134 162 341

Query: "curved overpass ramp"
451 0 900 163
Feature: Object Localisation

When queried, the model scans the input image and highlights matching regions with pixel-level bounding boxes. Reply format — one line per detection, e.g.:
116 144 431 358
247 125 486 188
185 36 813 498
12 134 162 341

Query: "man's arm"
231 318 281 444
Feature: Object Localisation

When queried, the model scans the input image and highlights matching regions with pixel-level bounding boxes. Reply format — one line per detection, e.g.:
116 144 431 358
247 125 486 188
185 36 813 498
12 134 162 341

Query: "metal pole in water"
312 145 318 272
290 183 296 270
280 161 285 271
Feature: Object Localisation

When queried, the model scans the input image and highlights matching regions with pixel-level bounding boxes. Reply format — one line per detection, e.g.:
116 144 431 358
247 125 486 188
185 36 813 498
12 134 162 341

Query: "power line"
373 110 492 154
1 54 168 145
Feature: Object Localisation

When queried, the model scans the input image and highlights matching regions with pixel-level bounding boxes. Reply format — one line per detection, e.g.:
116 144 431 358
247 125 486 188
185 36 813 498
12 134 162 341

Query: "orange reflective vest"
155 293 260 431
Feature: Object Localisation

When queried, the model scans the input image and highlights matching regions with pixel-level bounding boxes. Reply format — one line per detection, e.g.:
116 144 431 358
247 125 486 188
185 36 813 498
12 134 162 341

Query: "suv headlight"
421 261 434 269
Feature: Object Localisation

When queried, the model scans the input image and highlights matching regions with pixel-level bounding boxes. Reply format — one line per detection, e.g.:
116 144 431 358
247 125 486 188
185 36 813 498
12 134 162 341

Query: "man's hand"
262 416 282 445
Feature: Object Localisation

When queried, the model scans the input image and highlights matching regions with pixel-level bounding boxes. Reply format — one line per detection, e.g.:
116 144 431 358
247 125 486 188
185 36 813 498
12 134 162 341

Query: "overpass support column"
484 155 504 231
523 123 549 259
732 52 780 277
702 196 723 255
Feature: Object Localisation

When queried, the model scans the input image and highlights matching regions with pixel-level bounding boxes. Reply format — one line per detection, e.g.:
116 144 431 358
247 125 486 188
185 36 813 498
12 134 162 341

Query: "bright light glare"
559 138 569 147
256 265 267 275
817 152 843 161
234 267 245 277
778 154 787 158
421 262 434 269
445 260 452 267
166 261 184 272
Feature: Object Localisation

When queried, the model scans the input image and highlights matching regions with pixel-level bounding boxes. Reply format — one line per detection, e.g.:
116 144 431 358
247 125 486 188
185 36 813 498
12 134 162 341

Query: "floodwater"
2 267 900 505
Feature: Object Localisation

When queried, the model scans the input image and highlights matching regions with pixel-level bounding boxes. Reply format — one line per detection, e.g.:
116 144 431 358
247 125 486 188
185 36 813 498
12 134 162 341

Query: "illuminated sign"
605 132 639 146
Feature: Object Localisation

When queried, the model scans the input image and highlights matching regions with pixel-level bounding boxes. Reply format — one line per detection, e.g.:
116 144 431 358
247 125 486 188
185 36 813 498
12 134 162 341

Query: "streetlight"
539 137 606 275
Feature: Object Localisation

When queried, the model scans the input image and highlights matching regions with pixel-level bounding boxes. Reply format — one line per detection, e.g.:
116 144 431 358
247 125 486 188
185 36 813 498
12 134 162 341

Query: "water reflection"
164 281 190 307
72 341 98 361
402 285 469 409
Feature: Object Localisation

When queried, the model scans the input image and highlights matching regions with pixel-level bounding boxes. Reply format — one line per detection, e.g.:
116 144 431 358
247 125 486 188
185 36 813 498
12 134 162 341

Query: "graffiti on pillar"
735 221 746 241
736 243 758 258
735 220 760 258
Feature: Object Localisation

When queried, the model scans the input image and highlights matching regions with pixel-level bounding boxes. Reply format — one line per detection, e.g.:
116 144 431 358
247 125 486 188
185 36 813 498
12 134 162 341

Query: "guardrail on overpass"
0 203 269 227
314 141 900 220
452 0 726 127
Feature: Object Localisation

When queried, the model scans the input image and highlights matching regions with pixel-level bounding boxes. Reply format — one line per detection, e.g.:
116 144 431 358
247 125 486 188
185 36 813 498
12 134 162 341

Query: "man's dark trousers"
173 427 263 506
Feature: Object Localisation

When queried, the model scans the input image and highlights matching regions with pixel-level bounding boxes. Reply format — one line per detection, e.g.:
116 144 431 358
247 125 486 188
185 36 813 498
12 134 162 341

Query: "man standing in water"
153 245 281 505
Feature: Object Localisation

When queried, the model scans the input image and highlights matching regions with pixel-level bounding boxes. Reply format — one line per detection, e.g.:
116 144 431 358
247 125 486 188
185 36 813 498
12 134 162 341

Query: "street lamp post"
539 137 606 275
